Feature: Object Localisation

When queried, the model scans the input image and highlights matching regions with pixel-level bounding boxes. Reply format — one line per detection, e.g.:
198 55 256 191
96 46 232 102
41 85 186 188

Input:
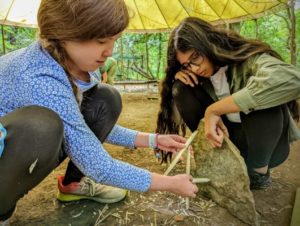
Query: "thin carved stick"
186 146 191 209
164 130 198 176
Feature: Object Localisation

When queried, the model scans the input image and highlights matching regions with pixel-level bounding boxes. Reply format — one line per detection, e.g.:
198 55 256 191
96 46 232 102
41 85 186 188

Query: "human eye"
191 51 200 60
96 39 107 44
191 53 203 66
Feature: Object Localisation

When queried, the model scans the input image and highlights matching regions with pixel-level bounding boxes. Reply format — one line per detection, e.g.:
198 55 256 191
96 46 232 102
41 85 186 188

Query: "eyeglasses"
181 51 204 71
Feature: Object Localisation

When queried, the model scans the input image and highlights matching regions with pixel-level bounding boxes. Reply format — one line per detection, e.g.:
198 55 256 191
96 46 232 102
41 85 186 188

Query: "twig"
125 211 130 226
192 178 210 183
94 210 114 225
94 204 109 226
186 146 191 209
71 210 84 218
139 214 144 222
163 215 175 226
164 131 198 176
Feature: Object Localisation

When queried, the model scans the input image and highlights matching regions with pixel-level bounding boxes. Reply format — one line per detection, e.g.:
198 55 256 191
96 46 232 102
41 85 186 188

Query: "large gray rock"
192 120 259 226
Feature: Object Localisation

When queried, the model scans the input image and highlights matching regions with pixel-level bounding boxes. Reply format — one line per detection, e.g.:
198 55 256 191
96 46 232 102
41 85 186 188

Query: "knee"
172 80 186 100
12 106 64 139
104 85 122 115
172 81 196 108
88 84 122 117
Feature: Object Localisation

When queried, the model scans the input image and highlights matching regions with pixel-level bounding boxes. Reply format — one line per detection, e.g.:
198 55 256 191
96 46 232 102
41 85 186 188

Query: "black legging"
172 80 290 171
63 83 122 185
0 84 121 220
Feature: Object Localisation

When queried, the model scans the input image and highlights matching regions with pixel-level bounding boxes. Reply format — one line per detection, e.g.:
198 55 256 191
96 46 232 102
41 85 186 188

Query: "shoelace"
80 177 97 196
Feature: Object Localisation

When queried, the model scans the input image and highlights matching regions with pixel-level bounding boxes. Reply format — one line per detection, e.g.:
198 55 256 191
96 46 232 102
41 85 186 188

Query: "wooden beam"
290 188 300 226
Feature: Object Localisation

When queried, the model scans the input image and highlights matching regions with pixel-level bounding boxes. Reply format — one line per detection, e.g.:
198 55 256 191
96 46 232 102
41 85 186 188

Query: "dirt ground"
10 92 300 226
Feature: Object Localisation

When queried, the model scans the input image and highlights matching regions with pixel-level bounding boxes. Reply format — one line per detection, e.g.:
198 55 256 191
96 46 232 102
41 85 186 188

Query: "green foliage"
240 9 300 67
296 9 300 67
113 32 170 80
0 25 37 55
0 8 299 80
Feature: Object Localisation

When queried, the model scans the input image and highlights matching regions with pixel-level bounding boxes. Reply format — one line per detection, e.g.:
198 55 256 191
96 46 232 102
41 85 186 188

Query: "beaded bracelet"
0 123 7 157
148 133 158 149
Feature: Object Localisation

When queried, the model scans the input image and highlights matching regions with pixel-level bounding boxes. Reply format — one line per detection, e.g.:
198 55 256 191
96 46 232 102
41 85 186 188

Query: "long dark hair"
156 17 299 161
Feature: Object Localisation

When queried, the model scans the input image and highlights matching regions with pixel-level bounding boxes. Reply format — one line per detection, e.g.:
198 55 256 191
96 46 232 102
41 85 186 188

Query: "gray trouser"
0 84 122 220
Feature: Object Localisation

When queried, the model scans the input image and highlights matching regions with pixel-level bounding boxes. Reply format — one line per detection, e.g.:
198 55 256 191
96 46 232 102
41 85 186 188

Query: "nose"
103 48 113 57
102 42 115 57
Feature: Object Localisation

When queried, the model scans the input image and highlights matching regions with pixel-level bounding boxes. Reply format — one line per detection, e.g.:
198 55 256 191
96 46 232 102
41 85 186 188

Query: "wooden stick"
186 146 191 209
164 131 198 176
192 178 210 183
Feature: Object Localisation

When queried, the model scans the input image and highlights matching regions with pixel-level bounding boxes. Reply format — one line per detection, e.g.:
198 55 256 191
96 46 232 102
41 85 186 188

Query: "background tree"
1 7 299 80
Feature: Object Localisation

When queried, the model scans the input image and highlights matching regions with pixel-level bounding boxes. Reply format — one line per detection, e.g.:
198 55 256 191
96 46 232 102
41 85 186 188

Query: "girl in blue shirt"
0 0 198 223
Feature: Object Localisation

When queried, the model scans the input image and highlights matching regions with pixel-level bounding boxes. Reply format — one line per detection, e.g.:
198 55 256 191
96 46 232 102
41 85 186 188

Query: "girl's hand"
204 108 228 148
156 134 186 153
150 173 198 197
175 70 198 87
168 174 199 197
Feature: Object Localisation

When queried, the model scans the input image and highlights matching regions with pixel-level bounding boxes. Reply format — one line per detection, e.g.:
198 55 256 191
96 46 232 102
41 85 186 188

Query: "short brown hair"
38 0 129 41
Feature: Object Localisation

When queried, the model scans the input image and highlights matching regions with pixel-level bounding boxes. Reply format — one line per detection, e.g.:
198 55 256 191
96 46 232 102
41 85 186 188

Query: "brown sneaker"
57 175 127 203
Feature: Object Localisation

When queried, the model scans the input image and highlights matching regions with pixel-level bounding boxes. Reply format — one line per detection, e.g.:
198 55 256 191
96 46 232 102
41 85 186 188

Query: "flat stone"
192 120 259 226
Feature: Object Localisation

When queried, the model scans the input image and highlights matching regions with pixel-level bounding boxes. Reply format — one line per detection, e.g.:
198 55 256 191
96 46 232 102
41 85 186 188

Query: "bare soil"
10 93 300 226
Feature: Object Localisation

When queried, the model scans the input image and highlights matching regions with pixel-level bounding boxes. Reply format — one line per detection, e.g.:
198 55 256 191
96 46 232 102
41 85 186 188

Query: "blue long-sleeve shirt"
0 41 151 192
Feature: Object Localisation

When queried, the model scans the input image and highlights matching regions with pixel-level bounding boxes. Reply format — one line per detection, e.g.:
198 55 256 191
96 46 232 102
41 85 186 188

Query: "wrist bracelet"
149 133 158 149
0 123 7 157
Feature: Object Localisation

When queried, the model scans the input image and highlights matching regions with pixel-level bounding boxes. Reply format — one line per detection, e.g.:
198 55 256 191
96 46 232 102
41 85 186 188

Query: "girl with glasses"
157 17 300 190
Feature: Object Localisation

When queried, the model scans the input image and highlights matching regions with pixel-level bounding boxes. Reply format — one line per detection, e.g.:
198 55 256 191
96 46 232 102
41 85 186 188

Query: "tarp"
0 0 288 31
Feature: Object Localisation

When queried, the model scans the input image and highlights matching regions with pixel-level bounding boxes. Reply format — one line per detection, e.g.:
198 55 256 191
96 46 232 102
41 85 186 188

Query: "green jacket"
100 57 117 85
200 53 300 142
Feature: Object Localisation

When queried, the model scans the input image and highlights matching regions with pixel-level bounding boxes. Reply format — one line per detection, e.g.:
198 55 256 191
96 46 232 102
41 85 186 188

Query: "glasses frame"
181 51 204 72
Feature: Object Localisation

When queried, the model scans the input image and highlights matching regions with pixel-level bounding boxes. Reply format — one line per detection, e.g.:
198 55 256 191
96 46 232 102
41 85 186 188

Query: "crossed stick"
163 130 210 209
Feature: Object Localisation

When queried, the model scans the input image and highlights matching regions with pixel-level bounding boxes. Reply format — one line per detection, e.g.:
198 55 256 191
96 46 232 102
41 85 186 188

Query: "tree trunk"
145 33 154 78
288 0 296 65
119 35 125 79
254 19 259 38
156 33 162 80
275 1 296 65
130 62 154 80
1 25 6 54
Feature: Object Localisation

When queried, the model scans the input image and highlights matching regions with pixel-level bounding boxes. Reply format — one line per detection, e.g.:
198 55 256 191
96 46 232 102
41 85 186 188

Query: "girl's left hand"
156 134 187 153
204 109 228 148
